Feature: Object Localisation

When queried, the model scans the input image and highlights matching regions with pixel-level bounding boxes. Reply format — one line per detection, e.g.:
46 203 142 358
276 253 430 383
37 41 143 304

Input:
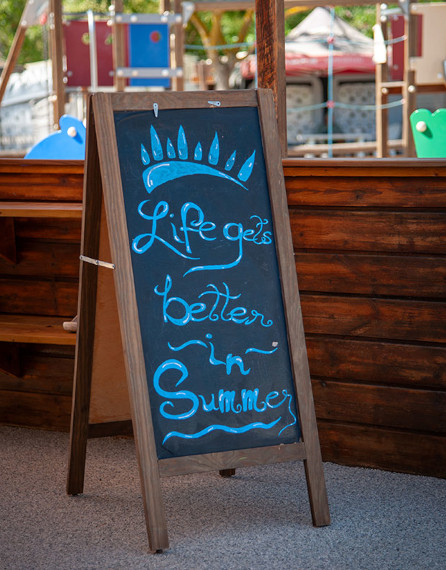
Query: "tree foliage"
335 5 377 38
187 9 254 88
0 0 45 64
284 5 377 38
63 0 158 14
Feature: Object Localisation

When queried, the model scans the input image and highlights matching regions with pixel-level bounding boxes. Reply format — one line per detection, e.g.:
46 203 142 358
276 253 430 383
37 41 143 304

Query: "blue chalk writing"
155 276 273 327
168 334 278 376
153 359 198 420
132 199 272 275
132 200 199 260
141 126 255 194
153 358 297 441
162 419 280 444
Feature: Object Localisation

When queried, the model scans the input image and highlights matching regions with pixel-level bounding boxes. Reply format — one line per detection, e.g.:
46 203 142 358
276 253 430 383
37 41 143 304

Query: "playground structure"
239 7 379 150
252 0 446 157
0 0 445 156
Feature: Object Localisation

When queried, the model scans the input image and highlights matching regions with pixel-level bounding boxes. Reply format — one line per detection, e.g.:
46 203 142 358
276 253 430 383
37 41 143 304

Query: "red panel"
64 21 118 87
390 14 422 81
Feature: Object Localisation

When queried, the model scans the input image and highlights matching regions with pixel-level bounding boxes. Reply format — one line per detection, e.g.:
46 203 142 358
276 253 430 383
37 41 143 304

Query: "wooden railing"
283 158 446 477
1 157 444 477
0 160 83 430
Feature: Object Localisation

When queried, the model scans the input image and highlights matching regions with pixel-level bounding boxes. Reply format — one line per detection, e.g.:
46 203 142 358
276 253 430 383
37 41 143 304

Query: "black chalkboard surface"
114 106 300 459
67 90 329 553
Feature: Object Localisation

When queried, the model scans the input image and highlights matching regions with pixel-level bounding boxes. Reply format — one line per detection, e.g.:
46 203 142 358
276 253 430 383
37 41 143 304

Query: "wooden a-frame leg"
67 104 102 496
66 260 98 496
66 352 91 495
219 469 236 477
303 442 330 527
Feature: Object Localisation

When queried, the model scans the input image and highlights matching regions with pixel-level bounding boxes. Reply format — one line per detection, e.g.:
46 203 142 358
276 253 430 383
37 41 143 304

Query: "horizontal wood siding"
284 158 446 477
0 279 78 316
0 160 83 430
2 158 445 477
0 160 84 202
0 345 74 396
0 390 72 430
295 255 446 298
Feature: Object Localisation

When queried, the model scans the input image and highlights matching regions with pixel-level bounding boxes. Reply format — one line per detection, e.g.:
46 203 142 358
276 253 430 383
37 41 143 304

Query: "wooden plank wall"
283 159 446 478
1 158 445 477
0 160 83 430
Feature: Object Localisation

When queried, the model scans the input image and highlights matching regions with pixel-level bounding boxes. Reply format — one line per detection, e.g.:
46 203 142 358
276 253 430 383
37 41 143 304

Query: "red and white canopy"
241 7 375 79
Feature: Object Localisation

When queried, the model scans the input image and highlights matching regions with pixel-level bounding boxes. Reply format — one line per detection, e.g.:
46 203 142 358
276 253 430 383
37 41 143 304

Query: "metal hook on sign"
208 100 221 107
153 103 159 118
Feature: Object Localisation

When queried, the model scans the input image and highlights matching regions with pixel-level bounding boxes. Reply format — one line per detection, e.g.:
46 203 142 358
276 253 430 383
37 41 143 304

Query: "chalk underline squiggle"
168 339 207 352
245 347 278 355
162 418 280 444
168 339 278 356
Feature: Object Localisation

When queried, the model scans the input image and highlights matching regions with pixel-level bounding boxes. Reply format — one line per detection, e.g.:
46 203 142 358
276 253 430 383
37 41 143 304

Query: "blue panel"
128 23 170 88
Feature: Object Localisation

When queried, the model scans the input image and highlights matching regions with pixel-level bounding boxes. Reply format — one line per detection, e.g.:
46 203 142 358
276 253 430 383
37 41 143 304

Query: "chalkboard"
67 90 329 553
114 106 300 459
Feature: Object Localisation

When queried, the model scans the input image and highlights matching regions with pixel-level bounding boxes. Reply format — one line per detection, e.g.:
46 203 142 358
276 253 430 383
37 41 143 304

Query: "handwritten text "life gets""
132 200 272 274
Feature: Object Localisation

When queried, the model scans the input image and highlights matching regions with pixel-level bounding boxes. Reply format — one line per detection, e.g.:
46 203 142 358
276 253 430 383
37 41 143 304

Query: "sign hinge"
80 255 115 270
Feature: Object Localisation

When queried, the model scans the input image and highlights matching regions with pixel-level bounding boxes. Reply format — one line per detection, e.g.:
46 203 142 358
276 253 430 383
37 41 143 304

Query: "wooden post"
375 5 389 158
255 0 287 156
402 1 417 157
112 0 126 92
0 20 27 105
49 0 65 128
162 0 184 91
172 0 184 91
197 61 209 90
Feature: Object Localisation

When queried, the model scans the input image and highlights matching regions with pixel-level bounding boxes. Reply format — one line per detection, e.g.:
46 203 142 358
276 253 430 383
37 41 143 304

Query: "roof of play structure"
285 7 374 74
241 7 375 79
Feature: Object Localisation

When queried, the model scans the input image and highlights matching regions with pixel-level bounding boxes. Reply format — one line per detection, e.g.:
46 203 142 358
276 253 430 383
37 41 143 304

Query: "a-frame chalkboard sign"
67 90 330 552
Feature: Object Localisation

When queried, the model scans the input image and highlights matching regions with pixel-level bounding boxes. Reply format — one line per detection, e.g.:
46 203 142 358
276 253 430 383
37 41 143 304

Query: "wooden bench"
0 202 82 218
0 315 76 346
0 159 83 430
0 201 83 264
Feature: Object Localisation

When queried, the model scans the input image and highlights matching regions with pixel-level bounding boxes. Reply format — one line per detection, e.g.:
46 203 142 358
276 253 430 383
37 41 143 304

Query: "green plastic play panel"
410 109 446 158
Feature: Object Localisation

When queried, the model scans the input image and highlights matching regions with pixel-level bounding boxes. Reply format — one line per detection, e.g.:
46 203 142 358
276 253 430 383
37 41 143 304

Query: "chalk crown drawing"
141 125 256 192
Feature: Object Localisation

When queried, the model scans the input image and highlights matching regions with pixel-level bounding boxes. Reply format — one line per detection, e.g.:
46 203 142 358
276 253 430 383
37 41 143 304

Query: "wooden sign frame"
67 90 329 552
